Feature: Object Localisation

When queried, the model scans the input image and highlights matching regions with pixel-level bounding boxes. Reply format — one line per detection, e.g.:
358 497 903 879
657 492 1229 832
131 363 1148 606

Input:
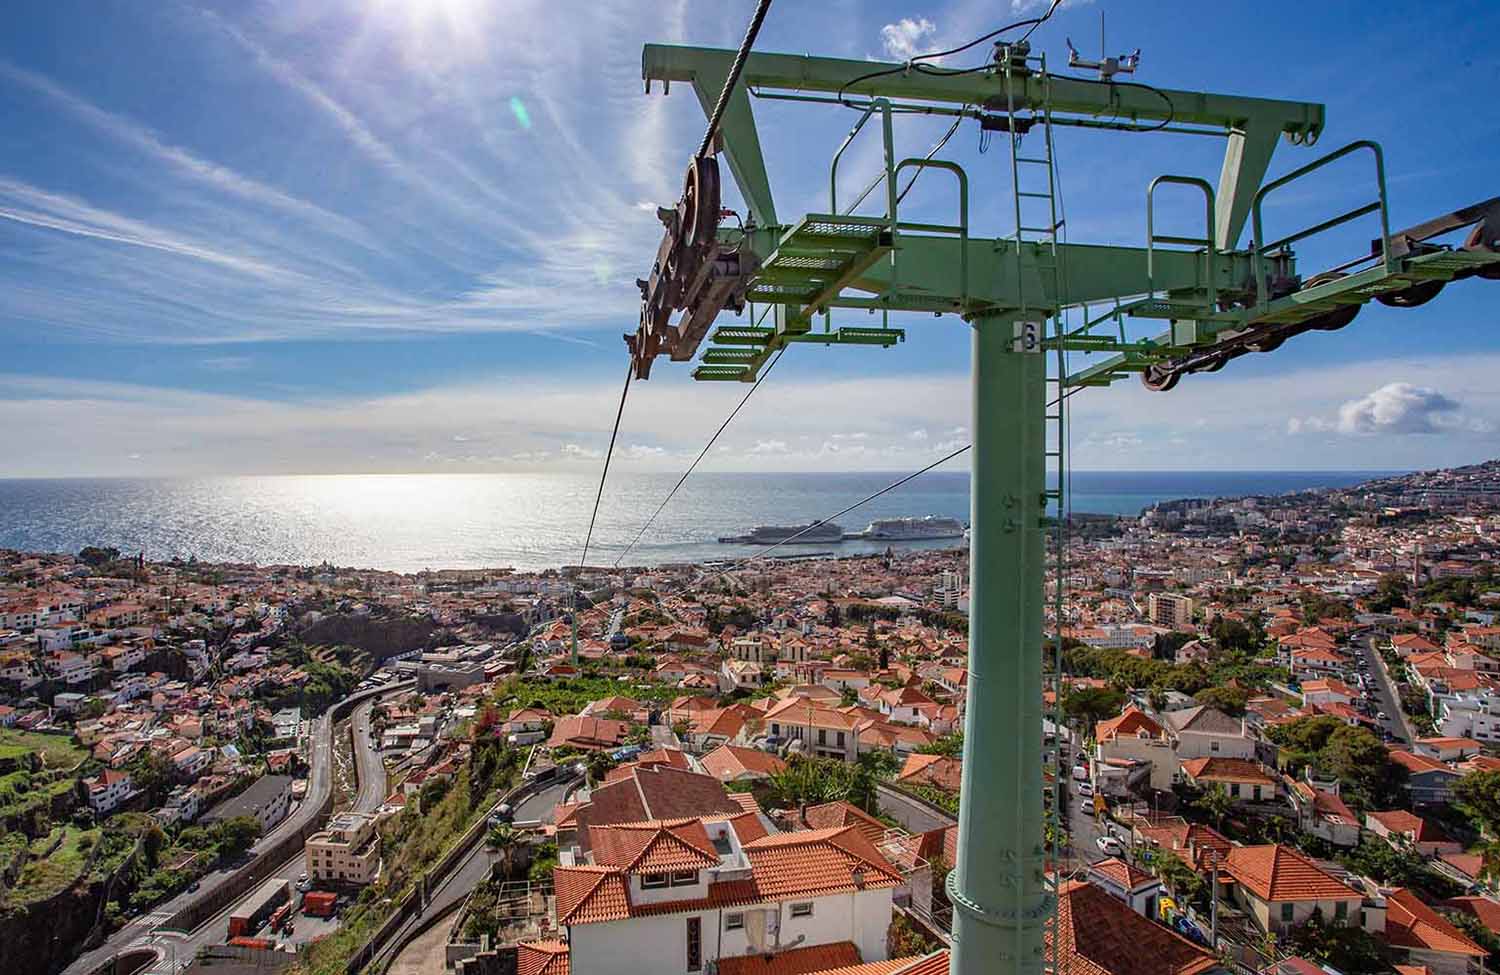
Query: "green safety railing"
1146 174 1217 310
1251 139 1391 307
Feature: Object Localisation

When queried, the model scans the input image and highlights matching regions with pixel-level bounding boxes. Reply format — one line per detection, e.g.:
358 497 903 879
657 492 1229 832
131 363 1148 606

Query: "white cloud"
749 440 789 455
1083 431 1144 450
879 17 937 60
560 443 603 460
624 444 666 459
908 428 929 441
1287 382 1493 437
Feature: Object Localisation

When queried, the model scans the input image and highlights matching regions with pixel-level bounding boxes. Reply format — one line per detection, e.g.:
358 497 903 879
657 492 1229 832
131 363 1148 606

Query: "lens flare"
509 96 531 130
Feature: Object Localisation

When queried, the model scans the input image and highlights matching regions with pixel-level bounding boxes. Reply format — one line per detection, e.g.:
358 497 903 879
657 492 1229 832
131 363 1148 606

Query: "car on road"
187 880 201 892
1377 711 1388 721
1071 764 1089 782
1076 781 1094 798
1096 836 1124 856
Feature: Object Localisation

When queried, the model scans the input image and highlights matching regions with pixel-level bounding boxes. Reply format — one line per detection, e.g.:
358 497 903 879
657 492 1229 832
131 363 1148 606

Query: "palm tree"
1194 784 1235 832
486 823 520 881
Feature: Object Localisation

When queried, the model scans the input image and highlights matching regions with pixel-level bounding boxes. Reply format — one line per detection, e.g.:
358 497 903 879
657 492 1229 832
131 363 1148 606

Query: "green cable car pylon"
625 21 1500 975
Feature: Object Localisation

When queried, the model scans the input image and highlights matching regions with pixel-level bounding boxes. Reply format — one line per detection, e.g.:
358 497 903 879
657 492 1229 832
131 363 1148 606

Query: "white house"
83 769 134 816
1164 706 1257 761
555 815 901 975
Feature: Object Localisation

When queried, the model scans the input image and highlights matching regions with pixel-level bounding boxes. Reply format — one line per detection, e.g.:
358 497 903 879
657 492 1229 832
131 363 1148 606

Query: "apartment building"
1148 593 1195 631
306 812 381 885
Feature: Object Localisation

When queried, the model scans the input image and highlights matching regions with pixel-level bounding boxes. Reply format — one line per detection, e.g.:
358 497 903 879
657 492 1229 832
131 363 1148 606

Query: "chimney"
798 801 809 829
851 865 866 889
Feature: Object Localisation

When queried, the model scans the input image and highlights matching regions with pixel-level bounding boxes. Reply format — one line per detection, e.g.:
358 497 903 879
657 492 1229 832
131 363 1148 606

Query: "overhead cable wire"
728 386 1085 569
613 347 787 568
578 359 634 571
698 0 774 158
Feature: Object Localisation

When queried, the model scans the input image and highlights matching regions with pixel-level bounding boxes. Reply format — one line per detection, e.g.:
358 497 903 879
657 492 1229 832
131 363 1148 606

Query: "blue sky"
1 0 1498 476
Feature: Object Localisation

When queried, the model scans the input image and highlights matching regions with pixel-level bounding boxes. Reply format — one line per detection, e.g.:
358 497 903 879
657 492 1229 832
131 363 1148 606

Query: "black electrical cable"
698 0 774 158
836 2 1063 109
613 347 786 568
1055 74 1176 132
731 385 1085 569
578 359 634 570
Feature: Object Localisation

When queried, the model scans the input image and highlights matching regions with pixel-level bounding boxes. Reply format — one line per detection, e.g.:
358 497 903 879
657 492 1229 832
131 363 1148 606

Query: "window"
771 723 780 736
1253 786 1262 802
686 917 702 971
1280 903 1294 923
837 731 845 747
725 912 744 931
1334 901 1348 923
1210 740 1220 752
1229 784 1240 798
818 729 827 746
642 873 669 890
670 870 698 887
790 902 813 918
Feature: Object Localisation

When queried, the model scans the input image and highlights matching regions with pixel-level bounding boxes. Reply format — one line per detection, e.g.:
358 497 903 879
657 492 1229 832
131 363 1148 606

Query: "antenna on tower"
1066 10 1140 80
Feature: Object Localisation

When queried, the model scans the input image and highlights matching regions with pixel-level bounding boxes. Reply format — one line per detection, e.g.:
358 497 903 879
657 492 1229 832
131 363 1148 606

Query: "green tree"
1154 850 1206 907
1456 770 1500 838
1288 915 1389 974
213 816 263 859
918 734 963 758
1061 686 1126 729
1193 685 1249 716
486 823 521 880
585 750 618 785
142 824 166 869
1194 784 1234 831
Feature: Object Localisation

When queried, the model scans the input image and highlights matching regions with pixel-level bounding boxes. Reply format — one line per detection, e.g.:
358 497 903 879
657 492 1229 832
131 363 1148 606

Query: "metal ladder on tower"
1002 45 1069 973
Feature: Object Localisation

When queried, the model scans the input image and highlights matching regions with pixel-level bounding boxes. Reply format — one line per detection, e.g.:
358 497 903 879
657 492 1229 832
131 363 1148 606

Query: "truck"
228 878 290 939
301 890 337 918
228 937 275 951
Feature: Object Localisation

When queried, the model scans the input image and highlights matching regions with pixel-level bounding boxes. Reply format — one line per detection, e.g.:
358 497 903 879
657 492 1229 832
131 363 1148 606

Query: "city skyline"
3 0 1498 476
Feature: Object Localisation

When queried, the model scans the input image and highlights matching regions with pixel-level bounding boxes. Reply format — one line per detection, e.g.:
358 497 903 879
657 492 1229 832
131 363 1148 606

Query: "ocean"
0 470 1389 574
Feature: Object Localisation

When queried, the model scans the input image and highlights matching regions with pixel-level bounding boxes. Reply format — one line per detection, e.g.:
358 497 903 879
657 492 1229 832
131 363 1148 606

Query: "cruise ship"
852 516 966 540
717 521 845 545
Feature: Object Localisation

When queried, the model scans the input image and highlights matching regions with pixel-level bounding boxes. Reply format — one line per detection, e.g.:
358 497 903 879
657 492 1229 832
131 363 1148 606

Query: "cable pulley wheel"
681 156 722 251
1465 223 1500 280
1140 365 1180 392
1375 278 1444 308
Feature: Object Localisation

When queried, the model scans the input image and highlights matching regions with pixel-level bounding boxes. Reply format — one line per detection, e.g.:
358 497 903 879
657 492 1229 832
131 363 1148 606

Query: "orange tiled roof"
515 940 570 975
716 942 863 975
701 744 788 780
588 819 721 873
1385 887 1487 957
1223 845 1360 903
1095 707 1165 742
1089 857 1157 891
556 823 902 926
1048 881 1218 975
1179 757 1276 786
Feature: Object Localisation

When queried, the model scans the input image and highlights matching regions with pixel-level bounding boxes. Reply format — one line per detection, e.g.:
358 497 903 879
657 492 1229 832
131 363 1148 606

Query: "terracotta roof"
1048 881 1219 975
1366 809 1453 844
588 819 722 873
1095 708 1165 742
557 822 902 926
1164 706 1244 735
1387 748 1460 776
716 942 863 975
701 744 788 780
1089 857 1158 891
1384 887 1487 957
574 765 743 850
1441 894 1500 933
546 715 631 750
1439 852 1485 881
1179 757 1277 786
793 801 888 847
515 940 570 975
896 753 962 792
1223 845 1360 903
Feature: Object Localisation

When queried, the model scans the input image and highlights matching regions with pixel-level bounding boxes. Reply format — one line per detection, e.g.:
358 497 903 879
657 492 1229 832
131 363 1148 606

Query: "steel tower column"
949 312 1048 974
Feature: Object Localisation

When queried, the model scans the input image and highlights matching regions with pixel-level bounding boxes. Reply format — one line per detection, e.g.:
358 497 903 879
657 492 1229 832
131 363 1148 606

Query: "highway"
65 711 335 975
66 682 410 975
352 700 389 814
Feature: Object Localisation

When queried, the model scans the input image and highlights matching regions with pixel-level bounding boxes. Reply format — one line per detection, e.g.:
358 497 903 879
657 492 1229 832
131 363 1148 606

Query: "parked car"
1076 781 1094 798
1096 836 1124 856
1377 711 1388 721
1071 764 1090 782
